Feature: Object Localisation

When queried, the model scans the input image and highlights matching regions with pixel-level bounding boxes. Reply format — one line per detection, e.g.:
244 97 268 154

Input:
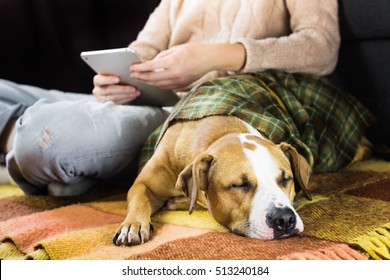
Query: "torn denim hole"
39 128 52 150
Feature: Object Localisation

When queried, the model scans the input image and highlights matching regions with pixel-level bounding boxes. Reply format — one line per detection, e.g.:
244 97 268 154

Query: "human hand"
129 43 220 90
92 74 140 104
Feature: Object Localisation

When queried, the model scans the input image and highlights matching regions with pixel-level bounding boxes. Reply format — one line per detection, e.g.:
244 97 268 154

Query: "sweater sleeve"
129 0 172 61
236 0 340 75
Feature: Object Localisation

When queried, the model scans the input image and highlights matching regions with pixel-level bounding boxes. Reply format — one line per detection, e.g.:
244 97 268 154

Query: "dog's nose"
267 207 297 239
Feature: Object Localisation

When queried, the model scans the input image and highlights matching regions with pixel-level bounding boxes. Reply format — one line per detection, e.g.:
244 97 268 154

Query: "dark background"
0 0 160 93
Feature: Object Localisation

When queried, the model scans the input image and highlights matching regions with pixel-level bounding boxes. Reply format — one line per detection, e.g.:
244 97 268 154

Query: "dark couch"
0 0 388 145
329 0 390 146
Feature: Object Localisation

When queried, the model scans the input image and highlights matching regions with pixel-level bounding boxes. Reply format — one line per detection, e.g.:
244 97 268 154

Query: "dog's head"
176 133 311 240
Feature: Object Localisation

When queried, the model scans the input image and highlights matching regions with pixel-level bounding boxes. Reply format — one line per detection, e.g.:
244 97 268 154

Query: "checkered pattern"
138 70 376 173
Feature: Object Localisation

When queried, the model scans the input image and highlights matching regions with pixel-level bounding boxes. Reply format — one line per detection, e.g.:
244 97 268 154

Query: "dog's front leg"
113 183 166 246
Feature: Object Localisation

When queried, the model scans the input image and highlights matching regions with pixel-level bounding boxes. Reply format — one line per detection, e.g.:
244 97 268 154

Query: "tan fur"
113 116 311 246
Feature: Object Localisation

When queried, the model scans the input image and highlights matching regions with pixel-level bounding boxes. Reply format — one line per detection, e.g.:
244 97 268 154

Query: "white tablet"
80 47 179 107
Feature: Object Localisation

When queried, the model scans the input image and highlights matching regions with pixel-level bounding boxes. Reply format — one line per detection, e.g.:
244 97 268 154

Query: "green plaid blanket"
138 70 376 173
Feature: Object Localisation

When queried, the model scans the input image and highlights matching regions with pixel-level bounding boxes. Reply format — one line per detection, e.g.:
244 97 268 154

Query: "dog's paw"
113 221 154 246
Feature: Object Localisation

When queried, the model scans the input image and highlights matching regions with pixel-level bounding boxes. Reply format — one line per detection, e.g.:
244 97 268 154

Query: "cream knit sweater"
130 0 340 89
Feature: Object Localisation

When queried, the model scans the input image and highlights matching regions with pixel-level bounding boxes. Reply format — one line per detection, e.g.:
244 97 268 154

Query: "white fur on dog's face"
238 133 304 239
203 132 303 240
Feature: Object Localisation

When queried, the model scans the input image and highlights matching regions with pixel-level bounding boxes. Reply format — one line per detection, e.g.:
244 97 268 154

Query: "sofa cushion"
338 0 390 41
329 0 390 145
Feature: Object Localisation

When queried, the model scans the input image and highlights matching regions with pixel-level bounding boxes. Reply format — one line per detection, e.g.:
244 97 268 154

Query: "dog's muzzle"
266 205 299 239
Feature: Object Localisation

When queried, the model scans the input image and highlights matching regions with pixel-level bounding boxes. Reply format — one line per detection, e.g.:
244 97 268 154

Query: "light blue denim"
0 79 169 195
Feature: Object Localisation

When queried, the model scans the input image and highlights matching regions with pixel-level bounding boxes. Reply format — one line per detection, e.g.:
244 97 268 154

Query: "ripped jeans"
1 79 169 195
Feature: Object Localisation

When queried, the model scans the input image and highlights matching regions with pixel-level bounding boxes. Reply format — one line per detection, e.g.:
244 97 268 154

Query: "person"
0 0 341 196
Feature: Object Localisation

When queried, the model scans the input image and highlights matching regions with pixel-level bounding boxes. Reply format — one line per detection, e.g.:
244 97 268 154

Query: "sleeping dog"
113 72 374 246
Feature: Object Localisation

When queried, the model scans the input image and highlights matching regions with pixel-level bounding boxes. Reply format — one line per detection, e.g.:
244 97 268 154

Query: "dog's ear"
175 154 213 214
279 143 312 200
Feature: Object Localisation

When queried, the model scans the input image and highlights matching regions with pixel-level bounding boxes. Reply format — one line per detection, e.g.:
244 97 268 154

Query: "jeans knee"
10 101 74 185
11 119 55 182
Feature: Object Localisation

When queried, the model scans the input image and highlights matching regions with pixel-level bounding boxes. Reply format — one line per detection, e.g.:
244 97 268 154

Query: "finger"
94 90 140 104
106 85 139 95
93 84 138 97
130 61 161 72
130 68 173 82
131 54 171 73
130 48 174 72
92 87 107 101
110 91 141 105
93 74 120 86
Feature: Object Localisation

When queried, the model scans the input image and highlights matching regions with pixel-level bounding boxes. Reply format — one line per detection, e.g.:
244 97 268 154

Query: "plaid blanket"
139 70 376 173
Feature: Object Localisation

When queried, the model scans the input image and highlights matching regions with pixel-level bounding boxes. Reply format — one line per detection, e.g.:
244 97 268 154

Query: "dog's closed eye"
227 175 253 192
277 169 293 188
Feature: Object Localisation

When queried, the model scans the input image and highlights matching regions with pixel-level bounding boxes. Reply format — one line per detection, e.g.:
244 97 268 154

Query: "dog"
113 71 378 246
113 115 313 246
